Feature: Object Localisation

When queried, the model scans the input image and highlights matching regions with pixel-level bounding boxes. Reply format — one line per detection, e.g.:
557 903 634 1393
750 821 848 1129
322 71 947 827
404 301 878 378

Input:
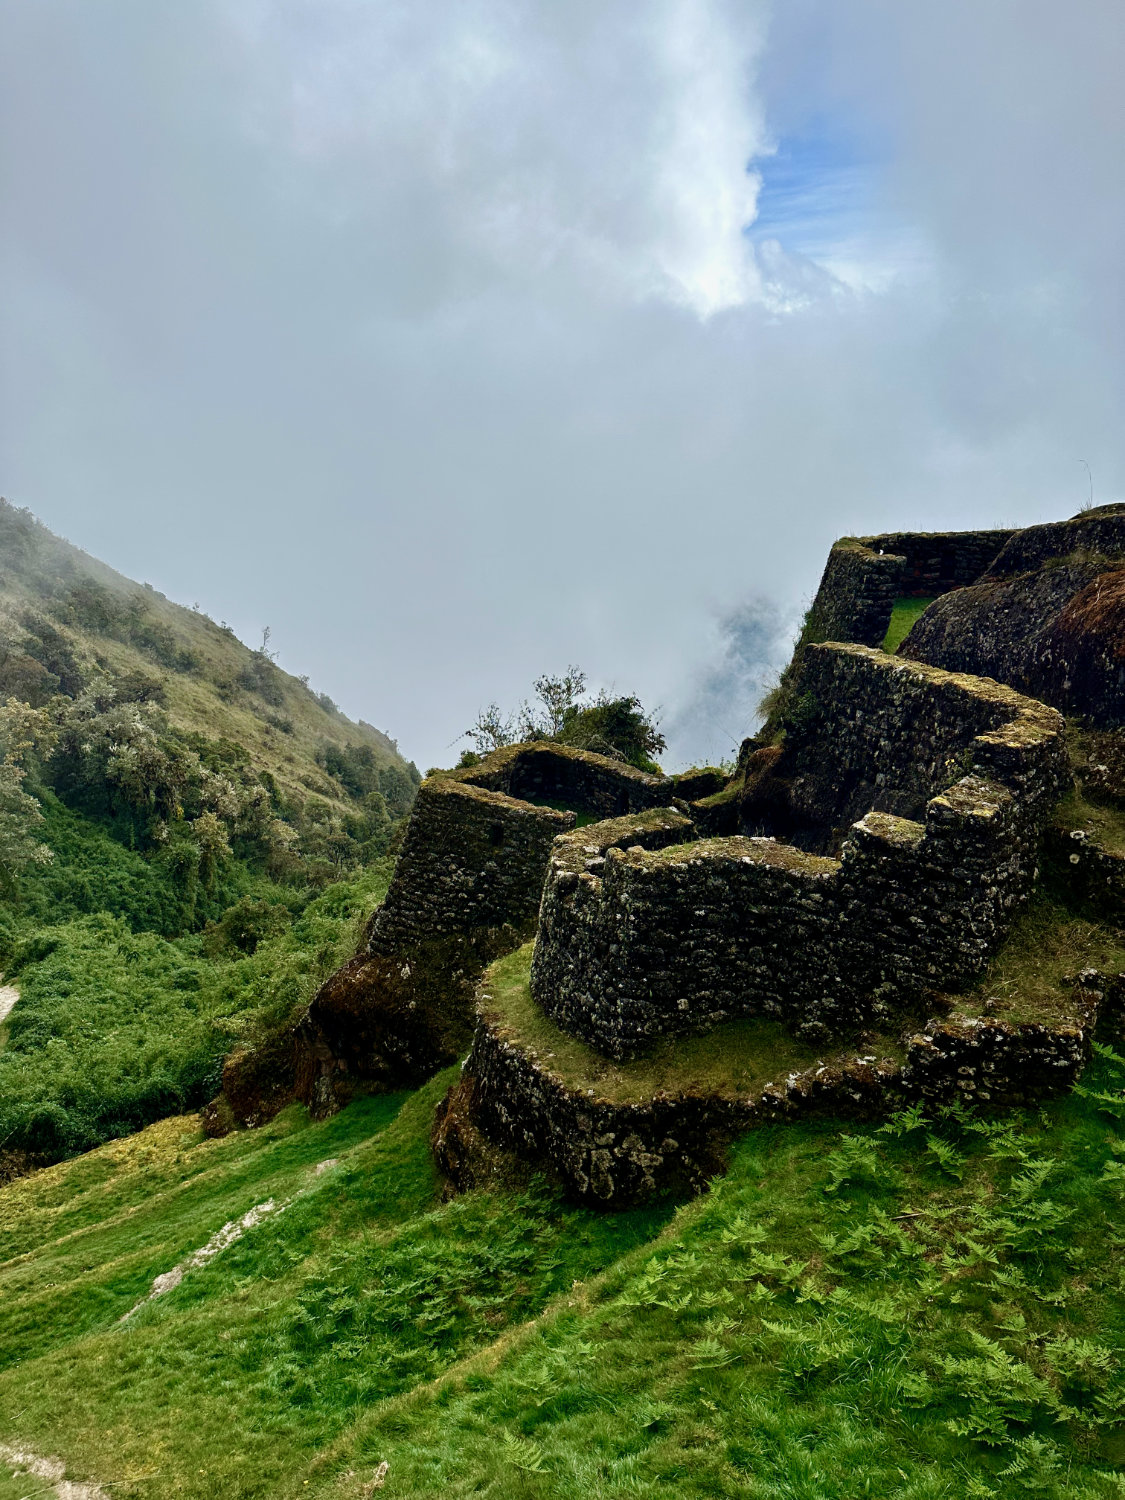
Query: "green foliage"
555 693 667 772
0 915 216 1158
0 861 393 1167
465 666 666 771
49 578 200 672
2 1052 1125 1497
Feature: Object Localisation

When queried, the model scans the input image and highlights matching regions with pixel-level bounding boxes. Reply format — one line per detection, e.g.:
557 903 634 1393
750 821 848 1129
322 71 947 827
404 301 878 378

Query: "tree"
0 697 54 894
556 692 666 772
520 667 587 738
465 702 516 754
463 669 664 772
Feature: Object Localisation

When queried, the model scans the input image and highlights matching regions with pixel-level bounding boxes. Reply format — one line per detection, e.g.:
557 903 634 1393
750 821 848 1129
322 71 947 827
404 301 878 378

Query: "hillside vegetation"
1 1045 1124 1498
2 508 1125 1498
0 501 418 1173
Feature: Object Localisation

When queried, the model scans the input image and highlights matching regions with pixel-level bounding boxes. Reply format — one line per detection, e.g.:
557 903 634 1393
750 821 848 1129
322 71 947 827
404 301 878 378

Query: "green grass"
884 597 937 653
481 944 903 1103
1053 788 1125 859
0 861 393 1166
0 1074 673 1498
953 896 1125 1027
2 1053 1125 1497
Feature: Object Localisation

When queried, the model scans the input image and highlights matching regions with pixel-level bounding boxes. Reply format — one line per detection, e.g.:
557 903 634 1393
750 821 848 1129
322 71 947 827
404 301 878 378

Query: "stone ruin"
209 505 1125 1206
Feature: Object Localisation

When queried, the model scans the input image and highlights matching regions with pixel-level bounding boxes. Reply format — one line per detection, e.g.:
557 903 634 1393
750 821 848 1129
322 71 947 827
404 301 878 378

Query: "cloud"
220 0 771 317
0 1 1121 773
667 598 798 767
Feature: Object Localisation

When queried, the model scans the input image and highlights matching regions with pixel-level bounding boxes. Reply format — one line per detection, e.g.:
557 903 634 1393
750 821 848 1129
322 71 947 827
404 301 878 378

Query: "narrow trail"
0 1442 109 1499
120 1196 284 1321
0 983 18 1025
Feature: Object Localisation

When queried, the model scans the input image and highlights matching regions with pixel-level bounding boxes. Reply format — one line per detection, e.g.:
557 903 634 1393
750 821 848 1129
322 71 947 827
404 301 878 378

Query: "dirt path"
120 1196 284 1321
0 983 18 1025
0 1442 109 1499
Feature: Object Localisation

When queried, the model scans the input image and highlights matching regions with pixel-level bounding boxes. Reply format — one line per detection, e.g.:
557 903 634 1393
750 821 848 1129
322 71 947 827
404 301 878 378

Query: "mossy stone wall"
784 642 1066 834
451 740 672 818
531 647 1068 1060
370 778 573 954
804 528 1014 650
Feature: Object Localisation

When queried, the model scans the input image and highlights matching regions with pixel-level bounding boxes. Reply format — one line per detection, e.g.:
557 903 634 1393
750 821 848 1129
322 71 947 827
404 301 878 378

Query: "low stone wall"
862 528 1013 595
435 1009 903 1206
1044 822 1125 923
451 740 673 817
531 647 1067 1060
783 642 1067 834
804 528 1014 649
434 965 1097 1205
900 1007 1095 1109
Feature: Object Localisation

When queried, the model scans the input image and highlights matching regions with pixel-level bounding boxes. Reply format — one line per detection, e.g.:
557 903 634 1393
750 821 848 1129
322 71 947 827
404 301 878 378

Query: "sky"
2 1 1122 771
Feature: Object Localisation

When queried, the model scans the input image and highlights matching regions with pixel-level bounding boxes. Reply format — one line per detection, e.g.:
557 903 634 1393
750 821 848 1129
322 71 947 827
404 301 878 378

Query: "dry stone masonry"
210 743 678 1126
804 527 1015 649
529 645 1067 1060
432 508 1123 1203
212 505 1125 1205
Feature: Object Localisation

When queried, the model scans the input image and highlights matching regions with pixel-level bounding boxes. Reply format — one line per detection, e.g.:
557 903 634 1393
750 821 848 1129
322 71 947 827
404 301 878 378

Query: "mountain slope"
0 498 416 817
0 500 418 1176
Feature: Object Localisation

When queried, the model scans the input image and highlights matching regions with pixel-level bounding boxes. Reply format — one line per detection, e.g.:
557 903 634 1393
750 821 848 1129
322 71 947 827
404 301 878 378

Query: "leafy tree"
465 702 515 754
521 667 588 738
464 669 665 771
0 698 55 894
556 692 667 773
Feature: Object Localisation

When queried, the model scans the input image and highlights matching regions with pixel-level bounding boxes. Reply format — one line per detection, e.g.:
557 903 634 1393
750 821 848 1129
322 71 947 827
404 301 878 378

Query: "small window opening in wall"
489 823 505 848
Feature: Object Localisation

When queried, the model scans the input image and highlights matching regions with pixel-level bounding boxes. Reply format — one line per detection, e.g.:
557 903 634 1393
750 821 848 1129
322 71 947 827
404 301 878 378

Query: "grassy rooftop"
477 944 905 1105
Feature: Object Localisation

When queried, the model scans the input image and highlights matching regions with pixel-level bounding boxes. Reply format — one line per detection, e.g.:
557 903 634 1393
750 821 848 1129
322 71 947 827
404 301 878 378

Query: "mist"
2 0 1121 769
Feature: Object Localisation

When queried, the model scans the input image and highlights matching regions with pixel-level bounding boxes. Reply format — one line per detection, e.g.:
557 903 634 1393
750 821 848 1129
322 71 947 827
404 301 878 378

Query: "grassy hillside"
2 503 1124 1497
1 1046 1123 1498
0 500 416 812
0 500 419 1174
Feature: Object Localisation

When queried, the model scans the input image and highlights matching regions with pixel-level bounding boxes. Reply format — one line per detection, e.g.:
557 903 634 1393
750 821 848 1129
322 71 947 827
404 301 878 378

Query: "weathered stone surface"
901 506 1125 726
804 528 1015 649
451 740 673 817
201 1029 300 1137
901 1002 1095 1108
436 950 1104 1206
211 742 682 1126
531 645 1068 1060
436 1003 903 1206
781 642 1067 837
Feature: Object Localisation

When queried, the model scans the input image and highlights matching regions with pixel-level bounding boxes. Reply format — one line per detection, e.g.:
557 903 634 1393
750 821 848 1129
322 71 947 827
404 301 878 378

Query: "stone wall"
451 740 673 818
530 646 1067 1060
901 508 1125 726
434 958 1096 1205
368 777 575 954
283 743 682 1118
805 542 907 649
435 1018 901 1205
781 642 1067 836
862 528 1013 595
804 528 1014 649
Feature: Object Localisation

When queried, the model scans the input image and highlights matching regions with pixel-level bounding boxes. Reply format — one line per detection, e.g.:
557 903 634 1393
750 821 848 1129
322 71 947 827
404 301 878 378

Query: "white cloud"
218 0 770 318
1 0 1122 771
